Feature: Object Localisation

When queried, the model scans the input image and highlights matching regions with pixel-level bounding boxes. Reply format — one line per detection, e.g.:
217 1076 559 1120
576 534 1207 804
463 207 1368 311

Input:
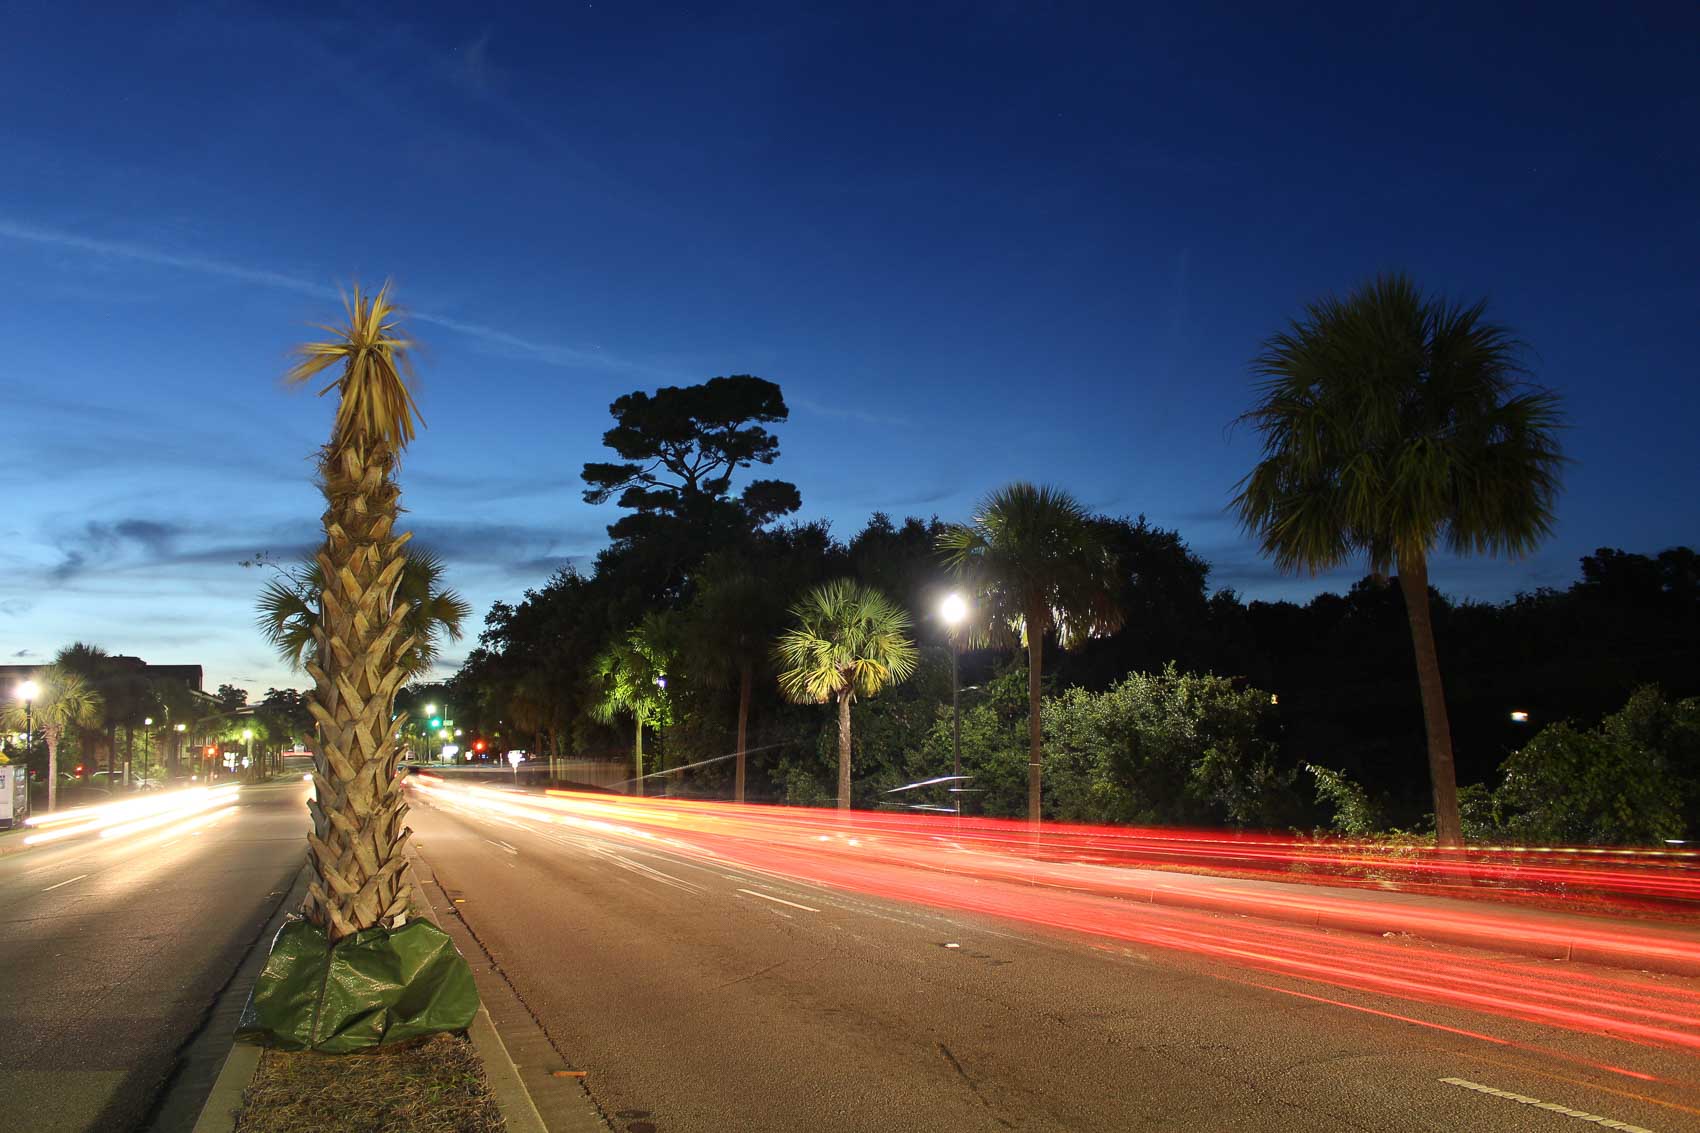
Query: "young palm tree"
1 665 102 811
938 483 1123 826
54 642 114 782
684 556 783 803
1232 273 1564 845
591 614 676 797
256 548 472 681
775 579 918 810
283 282 429 941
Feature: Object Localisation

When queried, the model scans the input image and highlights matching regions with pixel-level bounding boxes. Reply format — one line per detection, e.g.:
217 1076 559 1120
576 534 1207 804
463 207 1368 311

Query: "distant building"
1 658 217 710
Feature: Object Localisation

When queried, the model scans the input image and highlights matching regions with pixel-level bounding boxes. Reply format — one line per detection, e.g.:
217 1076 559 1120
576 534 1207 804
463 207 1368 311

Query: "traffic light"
473 739 486 753
206 745 216 757
429 717 442 729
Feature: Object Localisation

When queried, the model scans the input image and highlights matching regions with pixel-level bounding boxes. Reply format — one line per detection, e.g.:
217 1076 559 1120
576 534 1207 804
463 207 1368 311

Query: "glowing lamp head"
940 593 968 627
17 679 39 701
1509 710 1530 724
242 728 253 740
424 703 437 716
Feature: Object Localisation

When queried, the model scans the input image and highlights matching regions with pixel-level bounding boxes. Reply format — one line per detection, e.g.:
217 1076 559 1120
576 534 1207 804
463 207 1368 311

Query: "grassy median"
233 1032 504 1133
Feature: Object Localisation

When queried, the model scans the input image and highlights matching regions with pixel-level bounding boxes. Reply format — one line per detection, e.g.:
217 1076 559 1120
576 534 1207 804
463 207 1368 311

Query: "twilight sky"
3 2 1697 695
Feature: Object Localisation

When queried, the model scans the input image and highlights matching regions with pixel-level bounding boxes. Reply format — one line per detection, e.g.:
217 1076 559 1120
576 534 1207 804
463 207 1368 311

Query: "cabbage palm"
591 614 676 797
284 282 428 941
257 549 472 681
1232 273 1564 845
1 665 102 811
938 483 1122 825
776 580 918 810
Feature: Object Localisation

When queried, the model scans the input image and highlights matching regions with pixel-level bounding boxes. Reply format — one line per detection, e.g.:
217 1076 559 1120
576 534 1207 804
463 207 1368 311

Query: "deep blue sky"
4 2 1696 694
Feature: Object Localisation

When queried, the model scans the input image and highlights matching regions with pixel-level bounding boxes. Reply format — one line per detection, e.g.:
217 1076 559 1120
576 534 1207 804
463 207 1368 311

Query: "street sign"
441 744 460 758
506 751 525 768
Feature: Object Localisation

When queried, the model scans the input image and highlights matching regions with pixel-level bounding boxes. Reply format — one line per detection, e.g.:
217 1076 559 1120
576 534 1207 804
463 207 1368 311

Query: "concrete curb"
407 850 610 1132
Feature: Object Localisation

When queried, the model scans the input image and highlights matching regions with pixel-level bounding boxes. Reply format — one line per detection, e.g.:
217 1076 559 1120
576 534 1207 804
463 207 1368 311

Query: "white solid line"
484 839 518 855
42 874 88 892
1439 1077 1657 1132
737 888 820 913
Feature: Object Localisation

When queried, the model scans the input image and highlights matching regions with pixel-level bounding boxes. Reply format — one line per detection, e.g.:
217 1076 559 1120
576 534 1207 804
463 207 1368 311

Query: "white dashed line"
484 839 518 855
1440 1078 1657 1131
42 874 88 892
737 888 820 913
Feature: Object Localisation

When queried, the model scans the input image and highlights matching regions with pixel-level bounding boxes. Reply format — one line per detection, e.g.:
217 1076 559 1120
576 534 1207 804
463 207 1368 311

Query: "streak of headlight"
24 785 241 846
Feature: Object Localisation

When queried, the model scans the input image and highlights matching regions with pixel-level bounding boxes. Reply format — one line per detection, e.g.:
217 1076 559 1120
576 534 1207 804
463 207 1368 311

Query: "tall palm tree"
684 555 784 803
1232 273 1564 845
775 579 918 810
256 548 472 681
283 282 428 942
1 665 102 811
938 483 1123 826
54 642 113 782
591 614 676 797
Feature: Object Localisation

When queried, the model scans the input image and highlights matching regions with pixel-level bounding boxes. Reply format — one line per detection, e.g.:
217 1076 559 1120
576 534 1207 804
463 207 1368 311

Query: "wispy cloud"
791 396 914 428
0 218 656 375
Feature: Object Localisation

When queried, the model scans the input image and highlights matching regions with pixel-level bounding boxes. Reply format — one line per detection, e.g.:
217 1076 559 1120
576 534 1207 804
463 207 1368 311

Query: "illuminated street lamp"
174 722 187 779
16 680 38 811
1509 710 1530 724
939 593 968 813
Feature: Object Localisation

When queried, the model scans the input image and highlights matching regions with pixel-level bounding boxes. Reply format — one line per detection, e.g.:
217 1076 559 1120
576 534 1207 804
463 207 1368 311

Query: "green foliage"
1489 687 1699 845
937 482 1123 652
775 580 920 707
581 374 800 542
1233 272 1565 577
1041 665 1293 827
1307 764 1382 836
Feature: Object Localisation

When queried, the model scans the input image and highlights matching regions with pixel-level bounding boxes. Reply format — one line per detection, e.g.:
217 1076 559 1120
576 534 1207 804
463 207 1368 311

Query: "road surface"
0 777 308 1133
408 785 1700 1133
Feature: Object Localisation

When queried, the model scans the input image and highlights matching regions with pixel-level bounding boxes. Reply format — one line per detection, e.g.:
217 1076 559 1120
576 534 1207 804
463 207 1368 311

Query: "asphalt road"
0 777 309 1133
409 791 1700 1133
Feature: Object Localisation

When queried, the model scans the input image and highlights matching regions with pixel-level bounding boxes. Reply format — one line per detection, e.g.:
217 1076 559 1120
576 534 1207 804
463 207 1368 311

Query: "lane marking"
42 874 88 892
737 888 819 913
484 839 518 855
1440 1078 1657 1131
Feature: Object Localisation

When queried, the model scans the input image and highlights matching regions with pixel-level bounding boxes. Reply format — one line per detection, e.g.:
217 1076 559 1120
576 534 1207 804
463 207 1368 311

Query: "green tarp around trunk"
237 917 479 1053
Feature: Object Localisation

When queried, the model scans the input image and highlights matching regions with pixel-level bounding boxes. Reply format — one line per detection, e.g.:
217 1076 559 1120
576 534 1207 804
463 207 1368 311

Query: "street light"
940 593 968 815
174 722 187 781
243 727 254 775
16 680 38 812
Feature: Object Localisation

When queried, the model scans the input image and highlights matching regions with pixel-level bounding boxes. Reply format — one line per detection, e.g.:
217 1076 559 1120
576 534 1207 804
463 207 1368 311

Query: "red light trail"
407 778 1700 1078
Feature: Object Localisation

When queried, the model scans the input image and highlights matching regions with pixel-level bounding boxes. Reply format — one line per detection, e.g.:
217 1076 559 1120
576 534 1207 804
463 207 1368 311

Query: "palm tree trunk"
836 692 853 811
1027 622 1045 827
300 439 416 944
124 725 134 788
105 724 115 782
735 661 752 804
633 717 645 798
1397 551 1463 846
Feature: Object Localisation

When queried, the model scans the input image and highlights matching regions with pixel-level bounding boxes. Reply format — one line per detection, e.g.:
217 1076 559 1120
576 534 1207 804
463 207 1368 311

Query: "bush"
1491 686 1699 845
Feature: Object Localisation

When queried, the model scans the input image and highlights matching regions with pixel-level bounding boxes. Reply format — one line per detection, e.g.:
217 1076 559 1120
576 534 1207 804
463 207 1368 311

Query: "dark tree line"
435 372 1697 840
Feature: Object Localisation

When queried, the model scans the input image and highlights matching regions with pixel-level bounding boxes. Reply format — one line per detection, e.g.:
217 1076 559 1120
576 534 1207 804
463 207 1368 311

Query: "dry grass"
233 1033 504 1133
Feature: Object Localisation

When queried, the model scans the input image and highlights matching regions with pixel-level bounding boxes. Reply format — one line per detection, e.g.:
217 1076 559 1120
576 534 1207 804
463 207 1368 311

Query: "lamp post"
17 680 38 813
242 727 254 778
173 722 187 779
939 594 967 816
141 717 154 786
